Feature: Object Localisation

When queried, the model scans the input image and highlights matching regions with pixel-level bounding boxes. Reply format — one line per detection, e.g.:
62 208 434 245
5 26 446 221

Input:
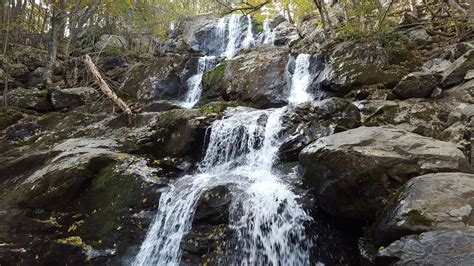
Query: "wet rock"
137 105 226 159
7 88 50 112
376 230 474 265
203 46 290 108
375 172 474 246
279 98 361 161
299 126 472 221
441 49 474 88
392 72 441 99
193 186 232 225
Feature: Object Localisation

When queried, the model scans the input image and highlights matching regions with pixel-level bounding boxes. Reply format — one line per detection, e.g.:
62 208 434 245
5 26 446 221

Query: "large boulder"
272 20 299 46
441 49 474 88
392 72 441 99
202 46 290 108
120 54 193 101
376 230 474 265
279 98 360 161
49 87 99 110
299 126 472 221
2 138 118 209
319 41 418 95
137 102 230 159
7 88 50 112
361 99 471 151
374 172 474 246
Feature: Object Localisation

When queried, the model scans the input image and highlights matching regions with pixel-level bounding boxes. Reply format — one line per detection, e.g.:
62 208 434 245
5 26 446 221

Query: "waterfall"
263 19 274 45
242 15 256 49
180 56 216 109
133 107 313 265
223 14 242 58
288 54 313 104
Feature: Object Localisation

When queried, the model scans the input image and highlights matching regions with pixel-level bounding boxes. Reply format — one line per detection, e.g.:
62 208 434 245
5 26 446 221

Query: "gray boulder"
299 126 472 221
376 230 474 265
203 46 290 108
272 21 299 46
441 49 474 88
279 98 361 161
7 88 49 112
404 27 433 46
3 138 118 209
375 172 474 246
50 87 99 110
120 54 192 101
392 72 441 99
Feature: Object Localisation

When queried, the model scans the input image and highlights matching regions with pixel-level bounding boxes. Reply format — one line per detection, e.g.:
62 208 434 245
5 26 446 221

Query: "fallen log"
84 54 132 116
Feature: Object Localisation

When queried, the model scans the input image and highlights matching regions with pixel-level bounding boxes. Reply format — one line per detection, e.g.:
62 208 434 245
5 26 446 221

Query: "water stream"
134 106 313 265
288 54 313 104
180 56 216 108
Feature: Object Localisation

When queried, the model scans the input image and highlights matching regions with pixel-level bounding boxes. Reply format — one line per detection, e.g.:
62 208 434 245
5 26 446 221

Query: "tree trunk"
46 0 65 85
84 54 132 116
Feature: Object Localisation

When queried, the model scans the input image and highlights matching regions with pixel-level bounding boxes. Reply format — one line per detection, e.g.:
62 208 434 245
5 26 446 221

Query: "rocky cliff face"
0 13 473 266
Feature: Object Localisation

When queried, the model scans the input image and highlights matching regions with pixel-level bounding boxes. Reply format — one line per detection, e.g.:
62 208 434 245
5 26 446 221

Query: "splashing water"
133 107 313 265
180 56 216 109
288 54 313 104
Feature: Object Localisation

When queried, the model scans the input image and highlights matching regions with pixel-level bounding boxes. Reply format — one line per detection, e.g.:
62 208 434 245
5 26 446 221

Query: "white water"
263 19 274 45
288 54 313 104
242 15 256 49
133 107 313 265
180 56 216 109
224 14 242 58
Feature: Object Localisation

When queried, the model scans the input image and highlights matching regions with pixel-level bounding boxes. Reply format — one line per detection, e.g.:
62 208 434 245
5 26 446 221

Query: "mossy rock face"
323 41 421 96
74 164 151 249
202 61 228 102
137 105 226 159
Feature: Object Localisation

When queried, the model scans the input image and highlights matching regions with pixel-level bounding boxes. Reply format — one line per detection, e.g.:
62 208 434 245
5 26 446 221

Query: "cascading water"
263 19 274 45
133 106 313 265
180 56 216 108
242 15 256 49
288 54 313 104
223 14 242 58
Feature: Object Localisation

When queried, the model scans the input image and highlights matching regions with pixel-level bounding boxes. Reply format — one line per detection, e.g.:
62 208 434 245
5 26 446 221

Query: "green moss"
203 61 227 88
403 210 433 227
76 164 143 245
